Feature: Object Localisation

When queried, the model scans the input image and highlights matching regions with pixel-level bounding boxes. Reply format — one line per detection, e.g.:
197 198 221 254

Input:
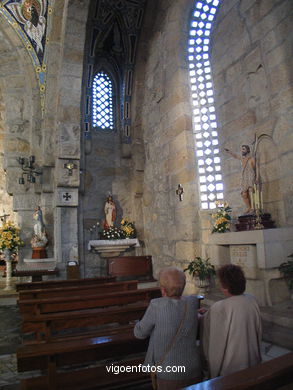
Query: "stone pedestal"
236 213 276 231
209 227 293 306
32 246 48 259
88 239 140 258
4 256 12 291
4 249 12 291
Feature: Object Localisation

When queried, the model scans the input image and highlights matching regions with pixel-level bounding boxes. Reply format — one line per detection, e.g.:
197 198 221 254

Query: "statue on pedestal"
103 195 116 229
225 135 276 231
224 145 256 214
31 206 48 257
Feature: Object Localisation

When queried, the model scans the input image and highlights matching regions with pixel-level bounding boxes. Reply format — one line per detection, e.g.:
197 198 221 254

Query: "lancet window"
188 0 223 209
92 71 114 130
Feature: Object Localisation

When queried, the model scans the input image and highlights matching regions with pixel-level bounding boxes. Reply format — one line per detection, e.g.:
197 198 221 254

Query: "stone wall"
131 0 293 292
0 0 291 284
213 0 293 226
131 0 201 284
0 19 45 259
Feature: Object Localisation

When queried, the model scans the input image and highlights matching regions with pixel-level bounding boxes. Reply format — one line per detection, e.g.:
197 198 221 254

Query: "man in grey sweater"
134 266 202 390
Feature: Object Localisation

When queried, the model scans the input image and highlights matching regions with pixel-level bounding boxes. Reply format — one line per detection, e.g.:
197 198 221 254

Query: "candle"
255 188 259 209
251 189 254 210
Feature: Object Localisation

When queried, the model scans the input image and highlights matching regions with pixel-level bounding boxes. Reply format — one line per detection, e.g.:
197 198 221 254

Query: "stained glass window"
188 0 223 210
92 71 114 129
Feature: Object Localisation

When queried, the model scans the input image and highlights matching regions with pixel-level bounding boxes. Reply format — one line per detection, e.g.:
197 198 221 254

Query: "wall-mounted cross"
176 184 184 201
63 192 72 201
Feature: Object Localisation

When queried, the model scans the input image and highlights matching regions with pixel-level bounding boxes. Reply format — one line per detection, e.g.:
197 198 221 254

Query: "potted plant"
279 254 293 298
184 257 216 293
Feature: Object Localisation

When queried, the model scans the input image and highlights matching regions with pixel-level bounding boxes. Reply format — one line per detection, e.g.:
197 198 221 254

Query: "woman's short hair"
218 264 246 295
159 267 186 298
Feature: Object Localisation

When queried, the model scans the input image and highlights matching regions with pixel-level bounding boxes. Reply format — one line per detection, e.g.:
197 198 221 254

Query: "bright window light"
92 71 114 129
188 0 223 210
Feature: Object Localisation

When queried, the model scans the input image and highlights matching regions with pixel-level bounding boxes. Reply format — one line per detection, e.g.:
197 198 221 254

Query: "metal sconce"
64 161 77 176
18 155 42 184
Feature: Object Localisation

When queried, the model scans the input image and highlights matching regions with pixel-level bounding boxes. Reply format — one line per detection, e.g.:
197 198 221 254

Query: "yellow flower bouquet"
0 221 24 254
120 219 136 238
211 201 232 233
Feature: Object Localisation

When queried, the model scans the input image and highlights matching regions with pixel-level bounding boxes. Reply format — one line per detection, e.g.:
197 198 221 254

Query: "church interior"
0 0 292 388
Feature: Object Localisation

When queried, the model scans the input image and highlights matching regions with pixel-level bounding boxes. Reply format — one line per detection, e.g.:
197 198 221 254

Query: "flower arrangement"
211 201 232 233
120 219 136 238
101 226 124 240
184 257 216 281
0 221 24 254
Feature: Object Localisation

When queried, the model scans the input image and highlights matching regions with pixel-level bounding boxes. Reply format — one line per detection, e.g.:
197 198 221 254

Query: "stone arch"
0 16 43 257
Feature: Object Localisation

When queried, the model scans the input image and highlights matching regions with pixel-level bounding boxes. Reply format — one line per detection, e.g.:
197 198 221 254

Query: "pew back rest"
18 280 138 300
182 352 293 390
18 287 161 316
17 329 148 372
21 301 149 342
16 276 116 291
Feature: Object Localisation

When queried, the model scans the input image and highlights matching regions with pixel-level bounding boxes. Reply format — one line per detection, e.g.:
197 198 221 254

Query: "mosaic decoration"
0 0 53 113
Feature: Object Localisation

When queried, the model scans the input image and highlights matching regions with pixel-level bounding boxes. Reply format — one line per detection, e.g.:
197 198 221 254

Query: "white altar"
209 227 293 306
88 238 140 257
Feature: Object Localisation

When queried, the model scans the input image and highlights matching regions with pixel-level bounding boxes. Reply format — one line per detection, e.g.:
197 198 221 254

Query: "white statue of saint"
104 195 116 229
31 206 48 248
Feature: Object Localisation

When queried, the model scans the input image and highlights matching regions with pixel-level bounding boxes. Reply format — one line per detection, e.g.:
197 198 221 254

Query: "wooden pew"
16 276 116 292
18 287 161 317
13 268 59 282
21 301 150 342
18 280 139 301
17 329 150 389
107 255 155 281
21 294 203 343
182 352 293 390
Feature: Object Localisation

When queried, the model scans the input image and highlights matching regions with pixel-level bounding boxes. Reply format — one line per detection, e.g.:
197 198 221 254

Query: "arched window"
92 71 114 130
188 0 222 209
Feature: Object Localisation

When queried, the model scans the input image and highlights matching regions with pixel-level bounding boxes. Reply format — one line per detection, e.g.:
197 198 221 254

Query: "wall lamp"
64 161 77 176
18 155 42 184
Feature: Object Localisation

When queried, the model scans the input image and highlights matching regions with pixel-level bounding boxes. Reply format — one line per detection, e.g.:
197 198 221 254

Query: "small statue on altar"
104 195 116 229
31 206 48 248
224 145 257 214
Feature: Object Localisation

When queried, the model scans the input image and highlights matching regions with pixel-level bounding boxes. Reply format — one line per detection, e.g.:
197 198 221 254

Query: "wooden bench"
16 276 116 291
21 301 150 342
18 280 139 301
182 352 293 390
18 287 161 317
17 329 150 389
13 268 59 282
107 255 155 281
